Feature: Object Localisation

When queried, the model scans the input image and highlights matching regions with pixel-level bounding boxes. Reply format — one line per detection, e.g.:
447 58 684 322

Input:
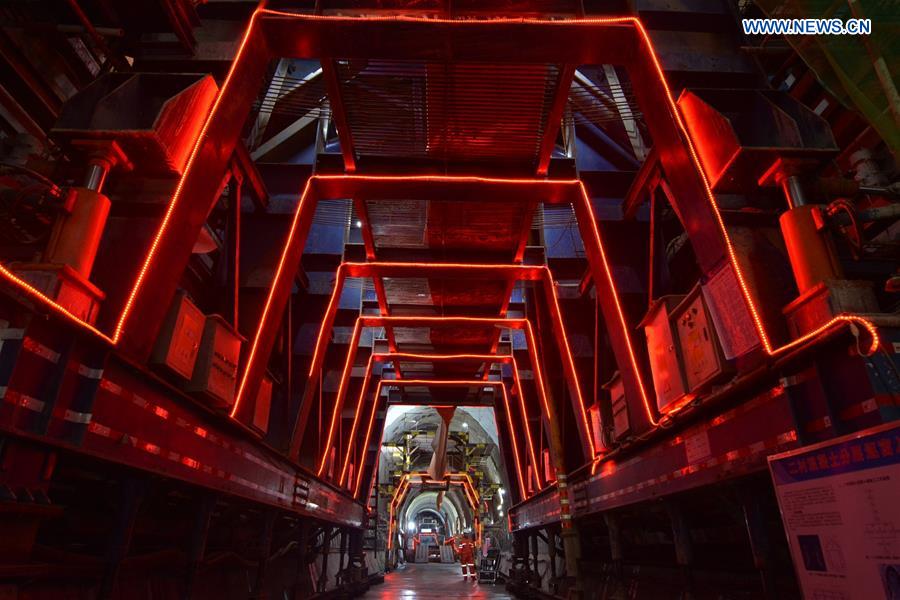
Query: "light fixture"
408 521 416 533
355 220 362 228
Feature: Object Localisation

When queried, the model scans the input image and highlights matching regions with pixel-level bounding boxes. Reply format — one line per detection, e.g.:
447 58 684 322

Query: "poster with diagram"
769 421 900 600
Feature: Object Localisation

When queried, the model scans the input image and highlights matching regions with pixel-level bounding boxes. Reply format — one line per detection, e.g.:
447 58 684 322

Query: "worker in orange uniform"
445 534 477 581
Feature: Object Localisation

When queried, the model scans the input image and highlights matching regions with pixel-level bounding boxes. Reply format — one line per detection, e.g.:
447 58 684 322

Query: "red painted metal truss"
0 12 881 471
303 312 575 500
351 379 516 502
322 350 546 503
267 263 595 465
0 340 366 528
387 472 482 551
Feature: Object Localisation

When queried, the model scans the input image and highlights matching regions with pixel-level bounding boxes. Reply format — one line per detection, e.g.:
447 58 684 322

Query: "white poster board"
769 421 900 600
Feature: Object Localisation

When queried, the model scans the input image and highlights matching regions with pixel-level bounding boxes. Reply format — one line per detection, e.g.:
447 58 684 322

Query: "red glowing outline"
382 380 524 499
284 261 595 459
498 382 529 501
0 264 114 344
351 334 556 498
387 471 482 550
312 318 361 461
305 314 574 495
332 353 532 500
0 11 879 446
510 358 544 491
114 10 263 344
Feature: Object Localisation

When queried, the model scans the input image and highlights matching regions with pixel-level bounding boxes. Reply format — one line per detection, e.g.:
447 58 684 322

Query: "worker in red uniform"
445 533 477 581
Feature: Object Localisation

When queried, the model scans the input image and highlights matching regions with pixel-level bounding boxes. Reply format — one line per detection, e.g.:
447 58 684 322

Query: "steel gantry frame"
335 352 548 500
301 314 574 510
0 9 885 591
0 10 879 435
386 471 483 552
336 369 529 501
232 179 646 449
284 262 598 465
346 378 520 497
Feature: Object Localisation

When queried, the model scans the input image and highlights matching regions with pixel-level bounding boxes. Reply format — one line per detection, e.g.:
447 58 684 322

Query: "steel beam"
603 64 647 161
0 350 367 528
276 264 596 464
321 59 356 172
353 197 402 378
536 65 577 176
2 13 765 372
250 109 320 161
621 145 660 220
249 63 322 158
233 142 270 211
488 199 537 360
112 15 270 356
332 317 564 502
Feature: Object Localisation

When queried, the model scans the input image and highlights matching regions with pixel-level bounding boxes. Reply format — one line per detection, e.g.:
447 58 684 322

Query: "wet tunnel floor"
360 563 515 599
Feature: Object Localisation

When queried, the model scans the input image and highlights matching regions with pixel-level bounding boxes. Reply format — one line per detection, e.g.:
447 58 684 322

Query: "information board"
769 421 900 600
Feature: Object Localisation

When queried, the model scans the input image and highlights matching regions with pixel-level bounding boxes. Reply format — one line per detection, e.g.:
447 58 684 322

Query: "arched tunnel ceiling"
379 405 509 512
384 405 499 446
403 490 464 535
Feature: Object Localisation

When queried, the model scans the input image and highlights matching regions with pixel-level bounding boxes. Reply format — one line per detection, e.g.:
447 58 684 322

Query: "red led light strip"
269 261 596 465
349 376 526 500
0 264 114 344
386 475 410 550
351 365 541 499
307 314 571 495
114 11 264 344
337 353 378 486
0 12 879 447
333 355 530 500
498 383 529 500
387 471 481 550
253 10 879 359
311 319 361 461
353 377 385 497
230 175 317 417
511 358 544 491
